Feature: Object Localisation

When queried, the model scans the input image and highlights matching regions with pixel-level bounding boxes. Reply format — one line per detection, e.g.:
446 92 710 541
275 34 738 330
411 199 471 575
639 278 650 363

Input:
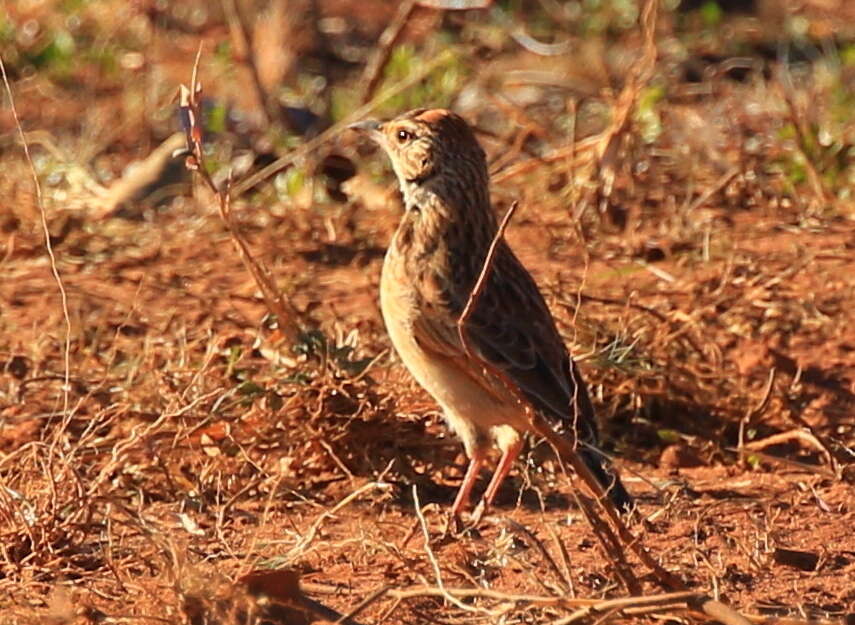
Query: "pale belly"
379 251 522 454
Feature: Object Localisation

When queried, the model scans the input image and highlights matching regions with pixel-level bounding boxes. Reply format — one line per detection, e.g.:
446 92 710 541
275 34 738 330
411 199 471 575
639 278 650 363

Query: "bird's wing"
412 242 596 434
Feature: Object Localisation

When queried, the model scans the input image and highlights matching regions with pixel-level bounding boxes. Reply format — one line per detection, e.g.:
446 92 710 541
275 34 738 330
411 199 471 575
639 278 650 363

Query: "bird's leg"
450 449 486 518
481 436 524 509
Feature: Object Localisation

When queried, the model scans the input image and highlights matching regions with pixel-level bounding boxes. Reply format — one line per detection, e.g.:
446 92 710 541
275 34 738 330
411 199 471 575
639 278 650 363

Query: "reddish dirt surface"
1 1 854 624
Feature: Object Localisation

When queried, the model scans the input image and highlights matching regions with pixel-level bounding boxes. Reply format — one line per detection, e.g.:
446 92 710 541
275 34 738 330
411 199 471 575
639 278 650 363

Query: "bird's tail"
563 360 633 512
553 418 634 512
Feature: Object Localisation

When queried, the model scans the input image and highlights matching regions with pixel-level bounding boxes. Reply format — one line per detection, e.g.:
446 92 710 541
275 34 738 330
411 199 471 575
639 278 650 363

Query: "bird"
349 108 632 518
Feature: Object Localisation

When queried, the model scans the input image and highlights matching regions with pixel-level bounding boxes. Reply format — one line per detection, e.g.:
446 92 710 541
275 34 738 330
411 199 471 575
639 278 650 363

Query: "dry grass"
1 0 854 623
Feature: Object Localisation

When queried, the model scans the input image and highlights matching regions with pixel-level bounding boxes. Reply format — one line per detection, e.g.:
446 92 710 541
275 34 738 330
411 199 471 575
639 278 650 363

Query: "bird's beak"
347 119 383 142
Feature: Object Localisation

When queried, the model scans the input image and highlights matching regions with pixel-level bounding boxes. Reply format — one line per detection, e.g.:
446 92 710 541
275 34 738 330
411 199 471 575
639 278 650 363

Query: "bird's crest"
415 108 454 125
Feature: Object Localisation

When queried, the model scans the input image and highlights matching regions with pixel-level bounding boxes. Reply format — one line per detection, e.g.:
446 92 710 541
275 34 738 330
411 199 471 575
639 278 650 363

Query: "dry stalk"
178 47 302 345
550 591 706 625
571 489 640 594
334 585 392 625
220 0 275 126
0 55 72 416
595 0 658 199
492 0 658 193
737 367 777 458
374 585 790 625
284 481 391 564
359 0 418 104
743 429 835 470
688 166 739 212
492 132 602 183
775 70 828 206
502 519 572 596
412 487 483 614
544 520 576 597
729 448 837 478
456 201 518 358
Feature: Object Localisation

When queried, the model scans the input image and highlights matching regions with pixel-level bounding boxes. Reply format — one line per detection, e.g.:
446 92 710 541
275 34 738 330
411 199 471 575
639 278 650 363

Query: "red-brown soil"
1 1 853 623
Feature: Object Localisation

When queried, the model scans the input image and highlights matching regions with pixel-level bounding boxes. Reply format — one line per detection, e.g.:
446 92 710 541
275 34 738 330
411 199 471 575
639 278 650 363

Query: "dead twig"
727 447 837 479
551 591 701 625
412 487 482 614
544 520 576 598
595 0 658 204
738 367 777 457
571 488 641 594
687 166 739 212
1 55 72 417
689 596 753 625
220 0 276 126
510 27 574 56
549 592 752 625
334 585 392 625
178 46 302 345
285 481 392 564
95 133 187 219
384 586 752 625
743 428 835 471
457 201 518 359
491 133 602 182
775 69 828 206
380 585 567 605
359 0 418 104
501 519 573 595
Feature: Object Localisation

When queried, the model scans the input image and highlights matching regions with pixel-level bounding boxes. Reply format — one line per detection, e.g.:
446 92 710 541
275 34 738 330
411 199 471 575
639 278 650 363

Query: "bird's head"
349 108 487 189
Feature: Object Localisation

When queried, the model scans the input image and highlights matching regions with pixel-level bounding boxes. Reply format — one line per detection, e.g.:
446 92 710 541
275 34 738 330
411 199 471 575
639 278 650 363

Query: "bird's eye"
396 129 414 143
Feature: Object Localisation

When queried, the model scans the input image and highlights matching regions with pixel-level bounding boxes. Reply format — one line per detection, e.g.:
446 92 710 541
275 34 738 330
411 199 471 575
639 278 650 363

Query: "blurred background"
1 0 854 622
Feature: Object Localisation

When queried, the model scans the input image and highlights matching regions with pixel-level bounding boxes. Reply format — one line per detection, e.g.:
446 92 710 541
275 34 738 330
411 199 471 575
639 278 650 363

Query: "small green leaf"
700 1 722 27
657 429 681 443
206 101 228 134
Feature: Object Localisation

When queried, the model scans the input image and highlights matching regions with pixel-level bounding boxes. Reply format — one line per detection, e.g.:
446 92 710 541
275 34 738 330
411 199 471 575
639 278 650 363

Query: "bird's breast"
379 233 520 434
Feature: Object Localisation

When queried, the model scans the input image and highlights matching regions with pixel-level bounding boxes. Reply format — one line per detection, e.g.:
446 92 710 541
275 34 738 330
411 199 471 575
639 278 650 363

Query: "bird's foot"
439 509 485 539
440 510 468 539
469 499 488 526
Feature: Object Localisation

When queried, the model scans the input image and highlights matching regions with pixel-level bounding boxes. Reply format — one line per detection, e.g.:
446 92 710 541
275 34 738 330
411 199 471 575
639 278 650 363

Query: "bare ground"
1 1 854 623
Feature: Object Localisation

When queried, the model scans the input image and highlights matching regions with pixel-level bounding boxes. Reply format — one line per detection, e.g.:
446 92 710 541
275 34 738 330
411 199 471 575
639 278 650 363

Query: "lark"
350 108 631 517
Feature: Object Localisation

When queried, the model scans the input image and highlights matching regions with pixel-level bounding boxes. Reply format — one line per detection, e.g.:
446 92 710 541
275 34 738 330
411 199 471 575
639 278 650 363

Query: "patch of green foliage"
578 0 641 34
60 0 90 11
274 167 306 201
375 44 466 115
206 100 228 134
329 85 358 125
656 428 681 443
85 43 120 78
633 84 665 144
28 29 76 79
0 14 14 45
699 1 723 27
294 330 375 377
768 58 855 198
590 329 655 374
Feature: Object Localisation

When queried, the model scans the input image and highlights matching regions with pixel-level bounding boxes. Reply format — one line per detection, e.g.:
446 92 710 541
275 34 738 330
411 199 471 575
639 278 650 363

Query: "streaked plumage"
351 108 631 516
